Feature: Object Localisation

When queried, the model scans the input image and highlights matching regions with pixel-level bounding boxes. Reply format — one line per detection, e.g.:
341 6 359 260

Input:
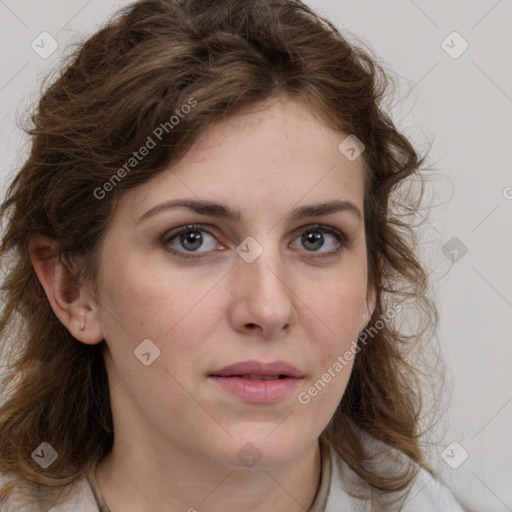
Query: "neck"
95 437 322 512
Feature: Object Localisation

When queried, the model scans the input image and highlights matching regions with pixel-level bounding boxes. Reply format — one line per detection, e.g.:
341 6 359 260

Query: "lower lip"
209 376 302 403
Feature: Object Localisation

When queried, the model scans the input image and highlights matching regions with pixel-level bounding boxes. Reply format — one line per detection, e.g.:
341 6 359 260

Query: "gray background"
1 1 511 510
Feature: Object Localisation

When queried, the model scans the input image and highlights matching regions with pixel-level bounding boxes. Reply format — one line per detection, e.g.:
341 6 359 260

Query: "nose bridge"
240 236 289 300
229 234 296 333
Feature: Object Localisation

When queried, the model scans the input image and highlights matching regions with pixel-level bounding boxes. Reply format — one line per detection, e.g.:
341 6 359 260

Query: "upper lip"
210 360 304 378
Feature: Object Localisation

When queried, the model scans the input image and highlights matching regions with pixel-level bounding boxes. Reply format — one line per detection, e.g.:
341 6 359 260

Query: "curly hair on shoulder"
0 0 440 509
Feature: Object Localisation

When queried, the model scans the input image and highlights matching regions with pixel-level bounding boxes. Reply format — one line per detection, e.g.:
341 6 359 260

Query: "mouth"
209 360 304 403
227 374 288 380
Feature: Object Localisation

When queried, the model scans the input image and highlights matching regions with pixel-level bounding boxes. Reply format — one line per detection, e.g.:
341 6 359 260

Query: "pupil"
181 230 202 251
303 231 323 250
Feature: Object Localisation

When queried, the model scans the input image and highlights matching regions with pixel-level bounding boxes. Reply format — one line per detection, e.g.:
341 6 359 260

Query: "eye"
290 225 347 258
162 224 222 259
162 223 348 261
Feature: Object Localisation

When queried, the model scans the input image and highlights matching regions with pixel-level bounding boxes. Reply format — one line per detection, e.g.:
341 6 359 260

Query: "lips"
210 360 304 379
209 360 304 403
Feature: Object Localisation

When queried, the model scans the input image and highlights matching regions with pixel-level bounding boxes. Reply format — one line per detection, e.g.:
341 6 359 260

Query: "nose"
228 243 297 339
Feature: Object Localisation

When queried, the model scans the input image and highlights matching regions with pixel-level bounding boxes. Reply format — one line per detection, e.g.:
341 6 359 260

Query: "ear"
362 285 377 326
361 254 382 328
28 234 104 345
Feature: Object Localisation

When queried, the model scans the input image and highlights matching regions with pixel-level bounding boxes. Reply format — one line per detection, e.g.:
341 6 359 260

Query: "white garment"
1 441 466 511
323 444 466 511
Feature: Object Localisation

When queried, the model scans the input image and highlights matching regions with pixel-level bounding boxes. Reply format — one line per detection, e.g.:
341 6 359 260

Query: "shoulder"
402 465 466 511
0 471 100 512
324 442 466 512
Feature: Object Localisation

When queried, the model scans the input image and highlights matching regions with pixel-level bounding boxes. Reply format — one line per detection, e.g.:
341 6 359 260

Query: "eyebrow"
136 198 362 224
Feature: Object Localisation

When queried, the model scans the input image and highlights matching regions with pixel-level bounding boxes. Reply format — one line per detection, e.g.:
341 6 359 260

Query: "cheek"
297 283 367 427
95 256 219 426
96 253 222 369
312 277 369 356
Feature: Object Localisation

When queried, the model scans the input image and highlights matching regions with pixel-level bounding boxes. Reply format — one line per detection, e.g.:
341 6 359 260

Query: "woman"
0 0 465 510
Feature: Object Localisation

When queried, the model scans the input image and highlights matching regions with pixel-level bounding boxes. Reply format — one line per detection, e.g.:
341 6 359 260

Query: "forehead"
122 96 366 223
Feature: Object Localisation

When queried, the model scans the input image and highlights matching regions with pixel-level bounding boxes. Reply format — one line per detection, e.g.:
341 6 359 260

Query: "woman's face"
93 96 375 468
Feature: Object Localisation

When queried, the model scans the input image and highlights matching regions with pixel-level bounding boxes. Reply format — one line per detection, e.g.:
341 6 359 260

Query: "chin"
214 429 315 470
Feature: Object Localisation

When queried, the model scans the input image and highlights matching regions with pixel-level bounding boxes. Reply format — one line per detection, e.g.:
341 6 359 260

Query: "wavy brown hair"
0 0 441 509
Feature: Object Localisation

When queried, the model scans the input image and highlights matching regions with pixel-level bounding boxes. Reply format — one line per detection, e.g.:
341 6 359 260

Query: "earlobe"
361 255 382 326
360 283 377 330
28 234 104 345
363 292 376 327
365 289 377 322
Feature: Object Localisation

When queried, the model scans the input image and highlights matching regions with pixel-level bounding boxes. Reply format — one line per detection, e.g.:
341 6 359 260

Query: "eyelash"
161 223 349 261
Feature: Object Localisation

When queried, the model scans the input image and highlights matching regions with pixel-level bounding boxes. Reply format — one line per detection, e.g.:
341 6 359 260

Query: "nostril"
246 323 257 329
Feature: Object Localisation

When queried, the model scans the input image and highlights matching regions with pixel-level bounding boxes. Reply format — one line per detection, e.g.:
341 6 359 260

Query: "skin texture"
30 96 376 511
